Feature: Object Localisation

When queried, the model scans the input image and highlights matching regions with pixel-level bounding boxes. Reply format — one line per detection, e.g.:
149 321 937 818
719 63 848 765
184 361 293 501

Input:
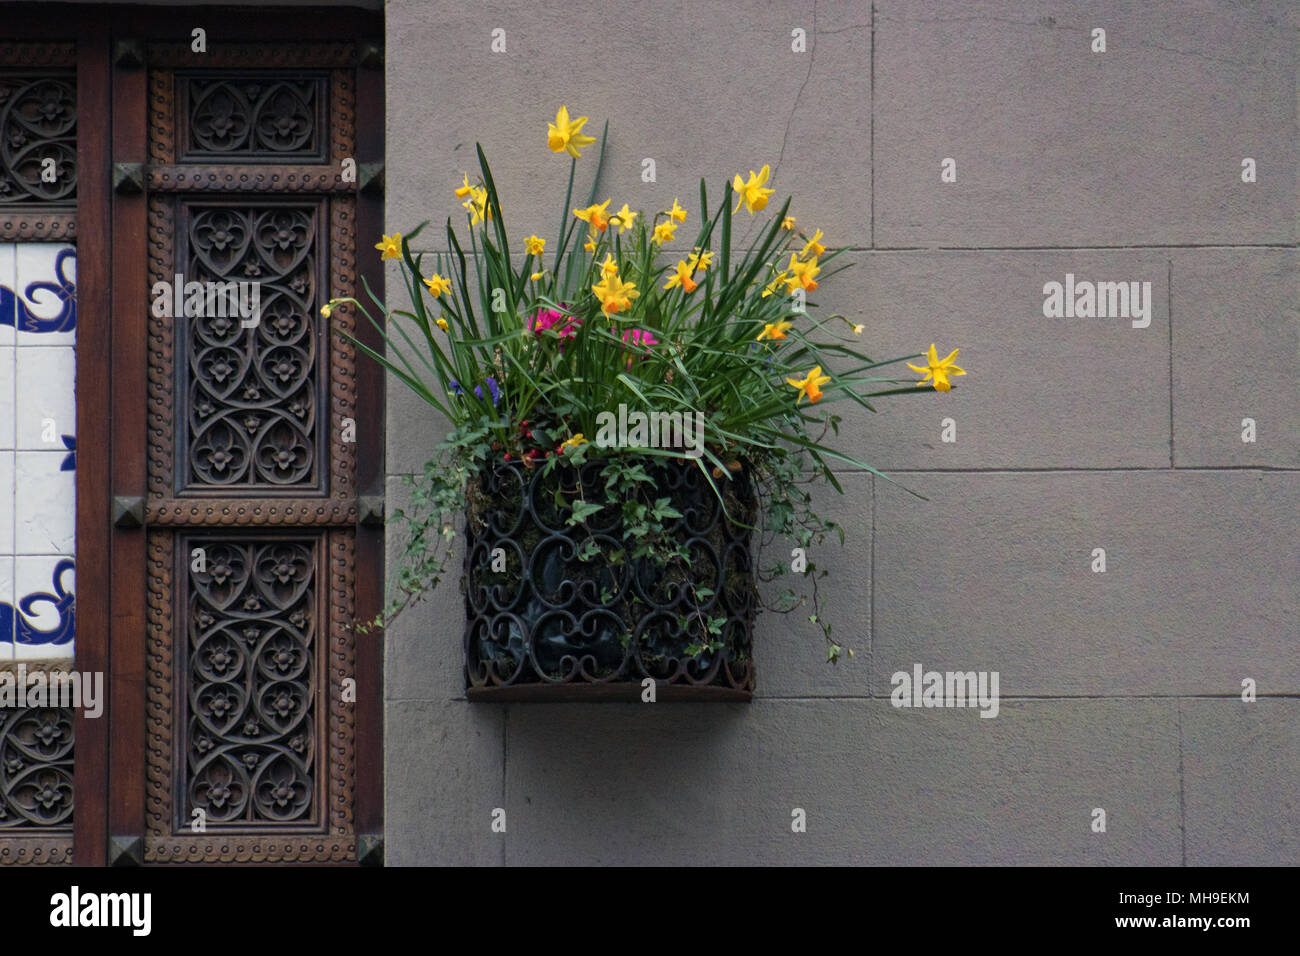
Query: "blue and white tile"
0 450 12 556
14 451 74 555
15 244 76 345
15 345 75 450
0 243 15 346
13 555 73 658
0 346 14 447
0 556 13 659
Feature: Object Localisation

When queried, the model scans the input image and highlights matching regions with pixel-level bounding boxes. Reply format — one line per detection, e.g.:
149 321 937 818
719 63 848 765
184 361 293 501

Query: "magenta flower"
532 307 581 342
621 329 659 368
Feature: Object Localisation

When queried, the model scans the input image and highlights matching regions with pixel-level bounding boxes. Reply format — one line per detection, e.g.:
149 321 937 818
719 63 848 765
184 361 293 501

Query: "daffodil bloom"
547 106 597 158
435 317 449 332
462 186 490 225
787 253 820 292
559 433 588 452
320 302 333 318
852 323 864 335
761 272 789 298
574 199 612 233
786 366 831 404
530 269 547 281
732 164 773 214
524 235 546 256
667 198 687 224
423 274 453 297
907 344 966 392
782 216 796 230
663 259 699 293
612 203 637 234
600 254 620 278
584 232 599 252
454 173 475 199
651 221 677 244
801 228 825 258
686 249 714 272
591 273 640 316
757 320 793 341
375 233 402 260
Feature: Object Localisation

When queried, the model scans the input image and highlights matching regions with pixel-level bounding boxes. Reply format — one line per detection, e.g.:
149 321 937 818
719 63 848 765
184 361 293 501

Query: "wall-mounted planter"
463 458 757 701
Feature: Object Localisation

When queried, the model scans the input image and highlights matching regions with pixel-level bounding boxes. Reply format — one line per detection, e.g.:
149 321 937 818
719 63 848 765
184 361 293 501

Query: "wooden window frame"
0 4 384 866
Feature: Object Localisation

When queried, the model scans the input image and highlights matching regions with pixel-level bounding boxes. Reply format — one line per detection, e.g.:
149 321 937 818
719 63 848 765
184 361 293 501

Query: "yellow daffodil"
686 248 714 272
547 106 597 158
423 274 453 297
801 228 825 258
600 253 620 278
584 232 599 252
732 164 773 214
786 366 831 404
782 215 796 230
663 259 699 293
612 204 637 234
320 302 333 318
559 433 589 452
667 198 687 224
462 186 490 225
524 235 546 256
852 323 864 335
787 253 820 292
591 273 640 316
761 272 788 298
651 221 677 244
574 199 612 233
530 269 548 281
908 344 966 392
375 233 402 260
758 320 793 341
454 173 475 199
435 317 449 332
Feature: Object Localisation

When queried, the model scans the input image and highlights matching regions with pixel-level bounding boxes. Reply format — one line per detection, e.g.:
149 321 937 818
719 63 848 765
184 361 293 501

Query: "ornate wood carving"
182 537 320 826
179 74 327 162
145 531 355 863
0 707 74 829
142 42 361 864
148 166 353 193
180 201 326 491
0 71 76 204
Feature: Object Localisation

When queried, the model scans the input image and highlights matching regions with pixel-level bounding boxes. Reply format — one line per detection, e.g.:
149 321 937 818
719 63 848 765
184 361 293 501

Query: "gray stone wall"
383 0 1298 865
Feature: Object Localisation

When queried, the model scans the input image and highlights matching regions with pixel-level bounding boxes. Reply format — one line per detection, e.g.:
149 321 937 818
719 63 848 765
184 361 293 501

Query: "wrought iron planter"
463 457 758 701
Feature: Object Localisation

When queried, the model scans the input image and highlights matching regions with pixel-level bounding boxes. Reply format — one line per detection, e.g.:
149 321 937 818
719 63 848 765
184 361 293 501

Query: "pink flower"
621 329 659 368
531 307 581 342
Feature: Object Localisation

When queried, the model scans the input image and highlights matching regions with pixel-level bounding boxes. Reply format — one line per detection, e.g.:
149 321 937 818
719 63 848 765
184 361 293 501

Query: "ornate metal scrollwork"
464 459 758 695
0 707 74 830
183 204 323 490
184 538 317 826
0 72 76 205
181 74 326 162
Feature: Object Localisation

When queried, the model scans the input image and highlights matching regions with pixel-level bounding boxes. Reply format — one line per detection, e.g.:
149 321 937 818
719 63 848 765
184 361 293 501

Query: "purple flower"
449 379 463 395
474 376 501 407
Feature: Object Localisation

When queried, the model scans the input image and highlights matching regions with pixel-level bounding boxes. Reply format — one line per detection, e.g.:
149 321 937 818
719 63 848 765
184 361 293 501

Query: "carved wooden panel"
179 201 326 492
0 706 74 829
182 536 321 826
0 45 77 242
142 42 362 865
179 73 328 163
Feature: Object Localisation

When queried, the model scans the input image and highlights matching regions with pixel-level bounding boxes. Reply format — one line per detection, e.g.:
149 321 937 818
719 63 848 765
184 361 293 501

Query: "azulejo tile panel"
0 242 75 661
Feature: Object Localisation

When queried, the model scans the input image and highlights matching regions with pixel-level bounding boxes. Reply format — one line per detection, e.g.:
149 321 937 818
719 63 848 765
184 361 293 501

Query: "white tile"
14 451 74 554
0 450 12 555
15 344 74 449
0 555 13 660
13 555 74 657
0 346 14 447
15 244 76 345
0 243 14 346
